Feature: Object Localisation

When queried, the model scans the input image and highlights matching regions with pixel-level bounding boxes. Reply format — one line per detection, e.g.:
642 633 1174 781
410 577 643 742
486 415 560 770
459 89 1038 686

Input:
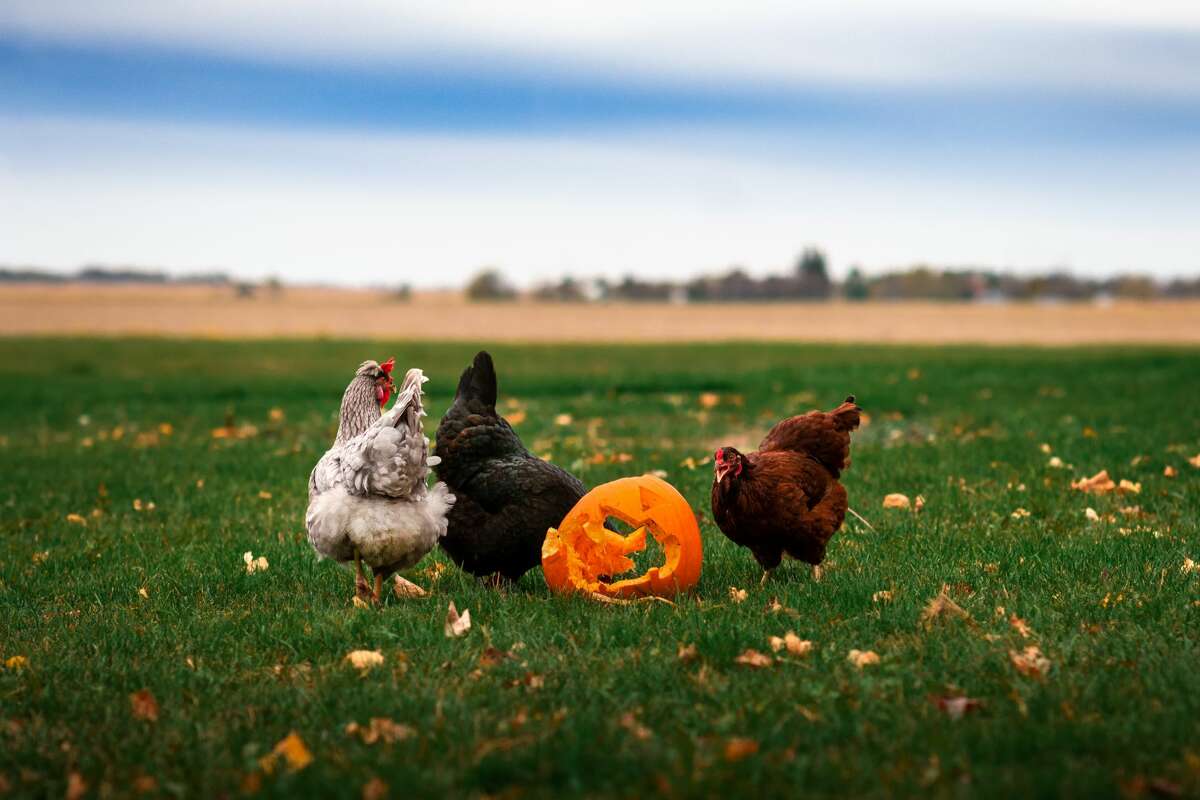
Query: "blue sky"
2 1 1199 285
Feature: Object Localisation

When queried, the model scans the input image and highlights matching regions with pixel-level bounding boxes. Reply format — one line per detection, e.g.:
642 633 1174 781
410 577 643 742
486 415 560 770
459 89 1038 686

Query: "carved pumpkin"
542 474 702 598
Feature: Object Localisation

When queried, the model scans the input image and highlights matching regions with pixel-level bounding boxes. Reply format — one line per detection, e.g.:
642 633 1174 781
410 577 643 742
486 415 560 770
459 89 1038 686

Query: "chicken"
306 358 454 603
711 396 861 582
434 351 587 582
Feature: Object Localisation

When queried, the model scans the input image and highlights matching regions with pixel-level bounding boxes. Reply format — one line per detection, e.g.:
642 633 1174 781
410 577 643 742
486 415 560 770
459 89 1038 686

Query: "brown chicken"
711 396 861 582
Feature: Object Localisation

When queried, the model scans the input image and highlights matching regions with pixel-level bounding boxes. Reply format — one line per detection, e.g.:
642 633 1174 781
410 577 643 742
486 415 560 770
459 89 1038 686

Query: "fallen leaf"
345 718 415 745
1009 645 1051 678
724 738 760 761
872 590 894 604
768 632 813 657
619 711 652 740
506 410 527 426
1189 454 1200 468
344 650 385 673
914 495 926 513
1048 456 1064 468
847 649 880 668
361 778 389 800
137 586 149 599
445 602 471 637
1071 470 1116 494
1008 614 1033 638
268 407 286 422
1085 507 1100 522
882 493 910 510
1182 558 1197 575
677 643 698 663
734 649 774 668
1118 479 1141 494
31 550 49 565
1163 465 1177 478
261 731 313 773
3 656 28 671
1011 508 1031 519
934 695 983 720
129 689 159 722
698 392 721 409
920 585 972 628
392 576 428 599
257 490 272 500
554 413 573 426
65 513 87 526
1040 443 1053 454
352 596 371 610
728 586 748 603
243 552 269 574
132 774 157 794
66 772 87 800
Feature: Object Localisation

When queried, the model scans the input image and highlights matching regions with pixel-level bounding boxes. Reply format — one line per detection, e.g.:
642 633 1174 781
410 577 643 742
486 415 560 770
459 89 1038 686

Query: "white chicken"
306 358 454 603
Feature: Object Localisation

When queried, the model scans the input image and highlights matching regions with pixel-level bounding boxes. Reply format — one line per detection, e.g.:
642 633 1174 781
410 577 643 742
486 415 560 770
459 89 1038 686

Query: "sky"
2 1 1199 287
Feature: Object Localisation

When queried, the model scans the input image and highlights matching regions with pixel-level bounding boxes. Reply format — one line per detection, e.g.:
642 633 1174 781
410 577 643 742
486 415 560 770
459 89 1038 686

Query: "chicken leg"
353 548 373 602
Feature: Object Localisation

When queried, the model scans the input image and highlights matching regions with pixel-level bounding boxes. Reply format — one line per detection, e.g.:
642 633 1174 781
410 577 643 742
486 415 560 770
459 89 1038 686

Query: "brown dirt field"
1 284 1198 344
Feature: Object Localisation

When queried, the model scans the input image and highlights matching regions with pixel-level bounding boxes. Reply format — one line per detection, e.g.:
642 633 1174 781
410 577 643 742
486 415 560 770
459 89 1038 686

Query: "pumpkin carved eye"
542 475 703 598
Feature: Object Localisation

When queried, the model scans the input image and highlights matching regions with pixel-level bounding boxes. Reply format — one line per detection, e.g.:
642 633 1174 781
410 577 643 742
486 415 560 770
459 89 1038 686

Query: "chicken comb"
380 357 395 375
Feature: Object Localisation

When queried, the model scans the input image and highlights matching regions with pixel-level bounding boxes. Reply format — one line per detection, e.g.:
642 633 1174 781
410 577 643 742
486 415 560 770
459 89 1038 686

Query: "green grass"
1 339 1198 799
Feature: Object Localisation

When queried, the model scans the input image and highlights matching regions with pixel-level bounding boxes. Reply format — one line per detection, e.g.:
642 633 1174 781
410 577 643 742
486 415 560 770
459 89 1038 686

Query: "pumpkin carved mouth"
542 475 702 598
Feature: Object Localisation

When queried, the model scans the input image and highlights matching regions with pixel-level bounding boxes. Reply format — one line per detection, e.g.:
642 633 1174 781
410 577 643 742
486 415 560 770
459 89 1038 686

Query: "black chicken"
434 351 587 581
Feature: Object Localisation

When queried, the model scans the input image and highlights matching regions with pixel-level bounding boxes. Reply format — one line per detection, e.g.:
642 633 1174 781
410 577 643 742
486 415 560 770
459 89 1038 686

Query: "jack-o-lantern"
542 474 702 598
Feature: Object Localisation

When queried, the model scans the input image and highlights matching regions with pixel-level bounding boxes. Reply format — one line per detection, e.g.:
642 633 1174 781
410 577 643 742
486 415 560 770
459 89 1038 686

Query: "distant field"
2 284 1200 343
1 338 1198 798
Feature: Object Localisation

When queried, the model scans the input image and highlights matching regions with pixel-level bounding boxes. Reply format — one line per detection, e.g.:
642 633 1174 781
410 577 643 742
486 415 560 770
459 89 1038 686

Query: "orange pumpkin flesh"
542 474 702 598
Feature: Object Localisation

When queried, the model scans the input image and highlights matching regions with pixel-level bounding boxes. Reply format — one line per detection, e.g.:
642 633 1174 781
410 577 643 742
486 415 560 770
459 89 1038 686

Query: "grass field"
1 338 1199 798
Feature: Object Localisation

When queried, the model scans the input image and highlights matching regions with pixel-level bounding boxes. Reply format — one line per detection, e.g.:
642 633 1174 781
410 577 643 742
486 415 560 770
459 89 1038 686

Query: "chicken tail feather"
455 351 498 409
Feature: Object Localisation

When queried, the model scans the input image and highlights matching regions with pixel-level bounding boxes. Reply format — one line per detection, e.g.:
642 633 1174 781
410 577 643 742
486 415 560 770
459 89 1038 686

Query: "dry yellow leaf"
1085 507 1100 522
138 587 149 599
914 495 926 513
1182 557 1197 575
4 655 28 671
445 602 472 637
392 575 428 599
882 493 910 510
768 632 813 657
1039 443 1052 454
1189 453 1200 468
698 392 721 409
1117 479 1141 494
1071 470 1116 494
506 410 527 426
129 689 159 722
724 737 760 761
734 649 774 668
1048 456 1064 468
921 586 972 629
1164 465 1177 478
1009 614 1033 638
344 650 385 672
243 551 269 574
362 777 389 800
619 711 653 740
847 649 880 668
728 586 748 603
554 413 573 426
872 590 894 604
677 643 698 662
258 490 273 500
1011 508 1031 519
261 731 314 773
345 717 415 745
268 407 285 422
66 772 87 800
1010 646 1050 678
66 513 87 526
